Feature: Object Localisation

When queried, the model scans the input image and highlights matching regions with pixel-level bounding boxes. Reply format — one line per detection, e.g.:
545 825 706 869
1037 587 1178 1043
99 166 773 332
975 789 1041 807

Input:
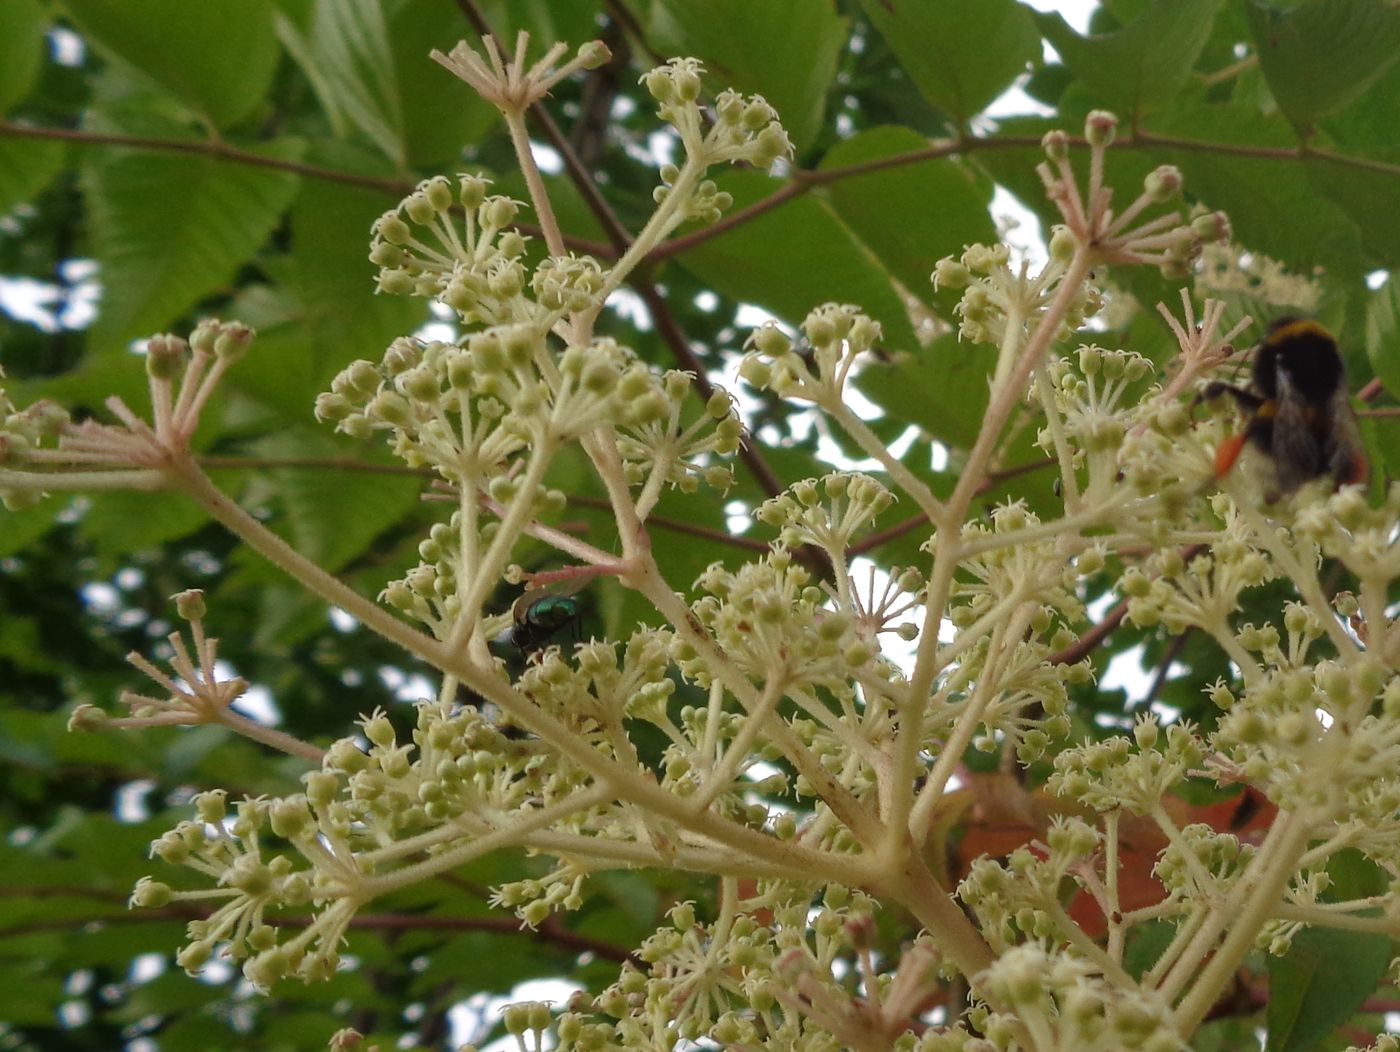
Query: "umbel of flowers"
0 28 1392 1052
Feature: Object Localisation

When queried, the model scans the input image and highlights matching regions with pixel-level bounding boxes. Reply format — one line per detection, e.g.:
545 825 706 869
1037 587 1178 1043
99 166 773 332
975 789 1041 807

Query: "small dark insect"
1201 317 1368 494
491 590 583 658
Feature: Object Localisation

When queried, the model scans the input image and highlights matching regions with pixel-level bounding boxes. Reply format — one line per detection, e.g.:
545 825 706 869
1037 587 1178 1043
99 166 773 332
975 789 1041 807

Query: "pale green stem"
1149 803 1218 896
787 683 879 761
1201 617 1263 686
1 467 166 491
1274 901 1399 935
1032 364 1082 510
946 249 1095 527
821 397 942 522
1156 802 1304 1003
446 441 481 654
907 604 1035 847
1104 812 1125 964
598 155 703 302
990 303 1026 396
217 707 324 764
503 109 566 258
524 827 863 883
166 454 446 660
633 445 674 523
1172 813 1313 1035
1360 571 1388 658
956 496 1130 557
359 786 615 897
1233 498 1358 659
896 249 1096 824
169 451 856 881
699 679 725 767
1296 826 1357 869
580 429 647 559
886 520 961 852
455 440 557 633
1141 903 1210 989
1046 898 1138 989
633 561 885 849
891 864 1035 1050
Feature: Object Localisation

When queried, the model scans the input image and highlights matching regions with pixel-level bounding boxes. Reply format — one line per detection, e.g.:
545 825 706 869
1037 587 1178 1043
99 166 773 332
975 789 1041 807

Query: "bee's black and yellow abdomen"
1211 318 1368 493
1255 317 1345 405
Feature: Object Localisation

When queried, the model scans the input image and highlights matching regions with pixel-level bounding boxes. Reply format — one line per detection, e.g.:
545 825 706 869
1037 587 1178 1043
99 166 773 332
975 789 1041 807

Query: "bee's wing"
1322 386 1369 485
1269 371 1325 490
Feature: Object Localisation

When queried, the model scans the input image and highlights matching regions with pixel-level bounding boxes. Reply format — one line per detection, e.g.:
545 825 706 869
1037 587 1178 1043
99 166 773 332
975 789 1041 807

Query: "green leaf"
275 0 406 165
819 126 997 299
1266 925 1391 1052
1142 103 1362 277
80 138 303 353
260 430 424 572
0 0 46 113
0 136 65 216
1033 0 1223 118
1364 275 1400 481
644 0 848 151
63 0 279 129
672 171 918 352
80 488 216 562
1365 274 1400 396
857 0 1039 126
854 333 991 452
1244 0 1400 130
0 500 61 558
279 144 428 401
1303 154 1400 271
387 0 500 168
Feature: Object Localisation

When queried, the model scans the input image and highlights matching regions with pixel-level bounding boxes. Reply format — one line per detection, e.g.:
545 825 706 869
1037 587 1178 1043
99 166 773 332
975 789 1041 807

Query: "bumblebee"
1203 317 1368 493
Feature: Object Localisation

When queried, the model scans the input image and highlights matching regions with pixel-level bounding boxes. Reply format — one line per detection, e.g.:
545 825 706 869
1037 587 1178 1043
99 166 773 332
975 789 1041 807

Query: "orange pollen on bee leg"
1344 451 1370 486
1214 433 1248 478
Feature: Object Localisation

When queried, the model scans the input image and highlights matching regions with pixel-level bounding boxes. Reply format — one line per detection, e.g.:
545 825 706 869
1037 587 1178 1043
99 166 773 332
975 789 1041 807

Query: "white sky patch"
234 682 282 726
645 129 677 169
129 953 166 984
115 778 156 822
1367 270 1389 290
992 184 1049 267
80 581 121 615
930 440 950 472
49 26 86 65
329 607 358 632
607 285 652 331
849 556 922 673
530 141 564 175
379 664 437 702
452 978 587 1051
724 498 751 534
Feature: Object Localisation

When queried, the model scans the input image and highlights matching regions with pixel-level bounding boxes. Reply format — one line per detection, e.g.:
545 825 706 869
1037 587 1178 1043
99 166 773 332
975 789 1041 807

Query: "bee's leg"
1213 431 1249 478
1196 382 1265 411
1335 448 1370 487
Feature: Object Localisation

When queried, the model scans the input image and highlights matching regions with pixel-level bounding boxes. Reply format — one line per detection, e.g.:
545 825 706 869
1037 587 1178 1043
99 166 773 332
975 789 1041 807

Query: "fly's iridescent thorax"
520 594 581 633
491 590 585 660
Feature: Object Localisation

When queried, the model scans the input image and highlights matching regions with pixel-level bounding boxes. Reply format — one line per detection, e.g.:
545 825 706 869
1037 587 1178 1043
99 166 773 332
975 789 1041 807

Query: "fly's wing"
1268 370 1325 490
511 576 589 621
1322 385 1369 486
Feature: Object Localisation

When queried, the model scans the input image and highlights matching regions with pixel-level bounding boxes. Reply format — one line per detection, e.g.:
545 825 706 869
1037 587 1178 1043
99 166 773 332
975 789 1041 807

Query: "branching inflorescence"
4 28 1400 1052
